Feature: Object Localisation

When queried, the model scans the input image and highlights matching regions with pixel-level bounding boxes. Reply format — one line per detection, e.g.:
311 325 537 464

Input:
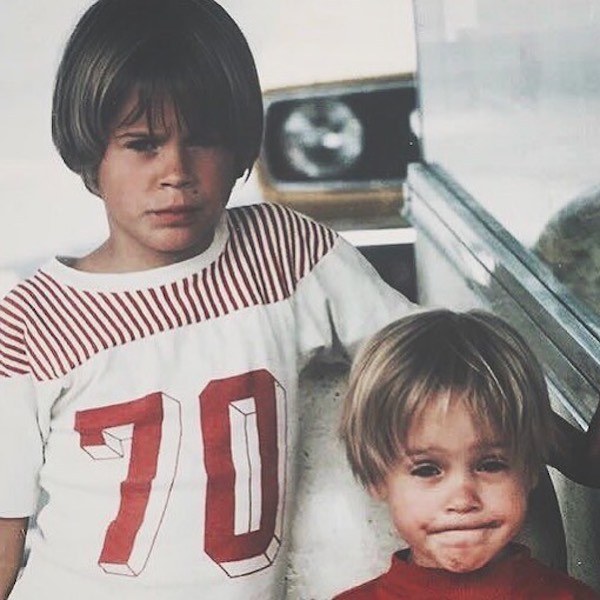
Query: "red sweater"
333 544 599 599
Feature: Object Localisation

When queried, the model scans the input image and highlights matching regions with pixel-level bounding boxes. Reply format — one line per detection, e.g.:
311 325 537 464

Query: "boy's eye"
125 138 159 153
410 463 441 478
477 457 509 473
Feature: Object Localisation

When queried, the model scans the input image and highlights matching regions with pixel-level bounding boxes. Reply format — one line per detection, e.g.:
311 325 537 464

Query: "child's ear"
527 469 540 493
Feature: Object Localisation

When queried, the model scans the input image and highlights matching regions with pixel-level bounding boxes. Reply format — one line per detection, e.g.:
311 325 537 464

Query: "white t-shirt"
0 203 412 599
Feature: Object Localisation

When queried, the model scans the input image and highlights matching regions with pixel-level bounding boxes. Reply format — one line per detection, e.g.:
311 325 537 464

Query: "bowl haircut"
52 0 263 195
340 309 555 490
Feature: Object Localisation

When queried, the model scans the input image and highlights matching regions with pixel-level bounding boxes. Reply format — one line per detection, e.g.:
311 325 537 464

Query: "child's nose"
160 142 194 188
446 472 482 513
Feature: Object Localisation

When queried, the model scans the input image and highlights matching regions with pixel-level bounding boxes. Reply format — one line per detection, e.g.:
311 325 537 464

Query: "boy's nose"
161 142 194 189
446 472 482 513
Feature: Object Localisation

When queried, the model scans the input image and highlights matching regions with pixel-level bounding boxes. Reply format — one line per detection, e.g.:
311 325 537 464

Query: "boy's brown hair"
52 0 263 195
340 309 555 490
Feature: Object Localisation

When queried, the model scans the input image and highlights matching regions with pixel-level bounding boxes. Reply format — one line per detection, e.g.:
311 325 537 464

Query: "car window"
415 0 600 329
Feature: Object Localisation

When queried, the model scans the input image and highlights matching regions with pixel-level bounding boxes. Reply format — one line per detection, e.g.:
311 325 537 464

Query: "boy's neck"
71 234 217 274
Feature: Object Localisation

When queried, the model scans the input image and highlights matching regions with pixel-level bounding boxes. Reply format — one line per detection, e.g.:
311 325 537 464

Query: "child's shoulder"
226 202 339 269
0 269 42 311
491 544 599 599
519 554 600 599
227 202 337 240
332 575 380 600
0 270 47 378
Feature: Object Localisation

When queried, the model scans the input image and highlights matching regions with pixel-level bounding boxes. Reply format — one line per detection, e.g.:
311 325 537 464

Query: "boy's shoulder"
332 576 380 600
0 271 46 379
0 270 42 311
226 202 339 270
517 551 600 599
227 202 337 239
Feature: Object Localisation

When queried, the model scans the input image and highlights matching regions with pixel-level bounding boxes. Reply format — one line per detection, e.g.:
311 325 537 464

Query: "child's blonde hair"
340 309 555 490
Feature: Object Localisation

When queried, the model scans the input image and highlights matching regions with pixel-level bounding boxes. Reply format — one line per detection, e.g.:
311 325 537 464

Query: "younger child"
0 1 413 599
337 309 600 599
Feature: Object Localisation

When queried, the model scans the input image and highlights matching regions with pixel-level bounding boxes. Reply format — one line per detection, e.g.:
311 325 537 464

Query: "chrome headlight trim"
281 98 364 179
259 75 419 197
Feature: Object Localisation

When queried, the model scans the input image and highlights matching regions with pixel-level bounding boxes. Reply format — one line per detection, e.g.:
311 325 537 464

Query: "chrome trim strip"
406 163 600 419
340 227 416 247
262 78 415 106
547 378 588 431
257 178 406 195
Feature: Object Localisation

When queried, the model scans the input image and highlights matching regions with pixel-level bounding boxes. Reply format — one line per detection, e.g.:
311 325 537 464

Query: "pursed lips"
428 521 500 535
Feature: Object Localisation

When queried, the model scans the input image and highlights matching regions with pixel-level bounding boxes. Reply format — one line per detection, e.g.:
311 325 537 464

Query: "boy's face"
95 93 236 271
374 398 528 573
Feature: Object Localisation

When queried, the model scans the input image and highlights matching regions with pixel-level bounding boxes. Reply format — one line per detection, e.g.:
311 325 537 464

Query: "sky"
0 1 415 293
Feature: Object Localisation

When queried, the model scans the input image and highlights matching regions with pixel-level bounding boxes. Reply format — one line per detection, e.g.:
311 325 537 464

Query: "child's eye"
410 463 441 478
125 138 159 153
477 457 509 473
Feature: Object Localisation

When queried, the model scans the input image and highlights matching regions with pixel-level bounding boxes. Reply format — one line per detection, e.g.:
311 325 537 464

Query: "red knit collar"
380 543 532 599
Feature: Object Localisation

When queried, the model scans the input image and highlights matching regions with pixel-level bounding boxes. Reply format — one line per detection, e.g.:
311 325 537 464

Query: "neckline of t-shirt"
41 213 230 292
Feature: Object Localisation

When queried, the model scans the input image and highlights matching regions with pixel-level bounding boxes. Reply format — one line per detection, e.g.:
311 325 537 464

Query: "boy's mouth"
152 204 200 214
150 205 200 225
429 521 500 534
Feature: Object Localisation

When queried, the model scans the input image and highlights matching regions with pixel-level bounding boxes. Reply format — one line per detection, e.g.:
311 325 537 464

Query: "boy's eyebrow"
114 130 154 139
403 441 509 457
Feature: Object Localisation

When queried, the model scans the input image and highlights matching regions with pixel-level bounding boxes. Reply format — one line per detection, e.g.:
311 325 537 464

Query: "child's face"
374 398 528 573
96 93 236 271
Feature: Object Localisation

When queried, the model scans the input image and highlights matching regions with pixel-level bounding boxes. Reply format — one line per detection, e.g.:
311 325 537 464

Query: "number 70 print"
74 369 287 579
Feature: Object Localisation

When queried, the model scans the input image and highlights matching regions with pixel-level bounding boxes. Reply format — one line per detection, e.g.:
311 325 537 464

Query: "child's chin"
436 552 495 574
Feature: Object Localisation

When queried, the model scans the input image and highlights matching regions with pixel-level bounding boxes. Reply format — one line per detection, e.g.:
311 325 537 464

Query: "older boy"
0 1 414 598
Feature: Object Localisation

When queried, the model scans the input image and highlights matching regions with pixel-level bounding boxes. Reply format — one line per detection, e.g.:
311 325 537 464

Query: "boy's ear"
527 468 541 494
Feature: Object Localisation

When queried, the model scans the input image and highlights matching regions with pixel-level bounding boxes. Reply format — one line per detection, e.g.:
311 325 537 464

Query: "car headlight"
281 98 364 178
258 75 420 219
